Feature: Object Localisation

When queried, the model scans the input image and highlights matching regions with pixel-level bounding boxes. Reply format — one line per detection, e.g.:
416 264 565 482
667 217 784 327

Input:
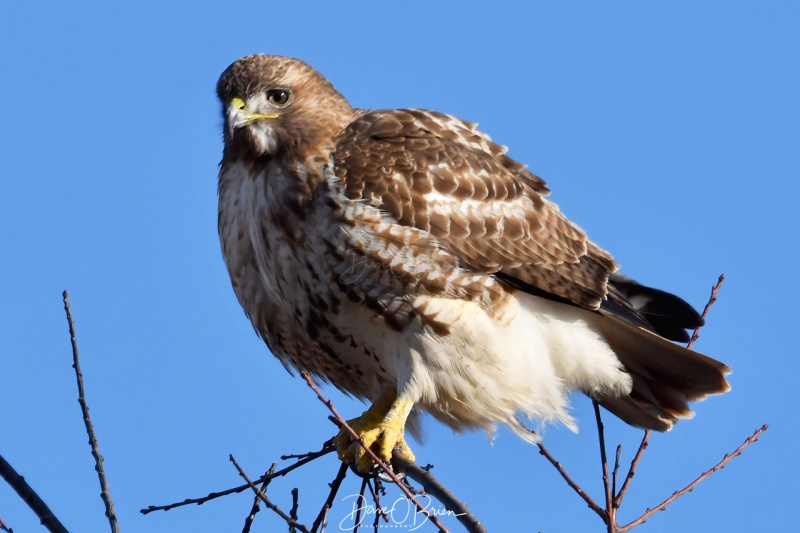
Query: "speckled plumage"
216 54 730 443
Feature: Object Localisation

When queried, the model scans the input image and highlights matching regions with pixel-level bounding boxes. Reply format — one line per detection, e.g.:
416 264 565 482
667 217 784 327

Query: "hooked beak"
226 96 279 138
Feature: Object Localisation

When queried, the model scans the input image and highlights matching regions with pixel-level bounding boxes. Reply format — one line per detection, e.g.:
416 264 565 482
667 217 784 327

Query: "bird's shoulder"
328 107 617 310
333 108 548 197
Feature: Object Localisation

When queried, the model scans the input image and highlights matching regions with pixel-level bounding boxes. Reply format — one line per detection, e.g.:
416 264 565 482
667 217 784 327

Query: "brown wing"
332 108 618 310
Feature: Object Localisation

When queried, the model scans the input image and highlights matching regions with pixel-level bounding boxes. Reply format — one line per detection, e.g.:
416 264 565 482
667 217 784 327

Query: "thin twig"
142 444 335 514
393 455 487 533
353 477 368 533
614 431 649 507
369 479 383 531
366 478 389 524
62 291 119 533
687 274 725 349
311 463 348 532
615 272 723 513
593 401 614 530
290 488 300 533
241 464 276 533
0 455 68 533
301 372 450 532
229 455 311 533
0 517 12 533
536 441 605 519
318 505 330 533
611 445 622 507
143 485 250 514
281 440 334 461
620 424 768 532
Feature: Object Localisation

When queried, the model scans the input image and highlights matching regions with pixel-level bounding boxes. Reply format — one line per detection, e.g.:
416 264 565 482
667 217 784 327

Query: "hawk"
216 54 730 472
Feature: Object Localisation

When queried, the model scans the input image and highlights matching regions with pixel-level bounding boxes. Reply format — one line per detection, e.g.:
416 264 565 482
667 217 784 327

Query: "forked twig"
592 401 615 530
620 424 768 532
614 274 725 507
537 273 765 532
615 273 726 513
612 274 726 516
229 455 311 533
142 444 335 514
301 372 450 532
612 273 727 519
141 272 756 532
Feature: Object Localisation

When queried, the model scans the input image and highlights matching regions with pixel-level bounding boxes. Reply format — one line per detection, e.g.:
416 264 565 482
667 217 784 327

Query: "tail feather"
604 274 705 342
599 395 674 432
497 266 730 431
588 313 731 431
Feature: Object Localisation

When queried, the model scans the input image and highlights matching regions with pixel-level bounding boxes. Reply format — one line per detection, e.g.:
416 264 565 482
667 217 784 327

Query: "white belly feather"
219 159 632 439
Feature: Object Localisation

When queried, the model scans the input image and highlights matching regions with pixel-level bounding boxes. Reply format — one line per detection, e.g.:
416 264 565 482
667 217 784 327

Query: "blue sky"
1 2 797 531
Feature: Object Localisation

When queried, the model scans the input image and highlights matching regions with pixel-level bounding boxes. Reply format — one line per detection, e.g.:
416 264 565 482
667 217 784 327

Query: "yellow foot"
334 390 416 473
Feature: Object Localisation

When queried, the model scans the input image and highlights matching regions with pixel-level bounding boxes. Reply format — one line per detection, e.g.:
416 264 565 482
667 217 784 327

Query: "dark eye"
266 89 290 106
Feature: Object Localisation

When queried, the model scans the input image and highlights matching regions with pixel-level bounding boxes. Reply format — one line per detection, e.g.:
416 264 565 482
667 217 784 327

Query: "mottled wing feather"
333 109 618 309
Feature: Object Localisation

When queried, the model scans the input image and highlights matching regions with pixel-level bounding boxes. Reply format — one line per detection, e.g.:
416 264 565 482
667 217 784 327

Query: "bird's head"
217 54 354 160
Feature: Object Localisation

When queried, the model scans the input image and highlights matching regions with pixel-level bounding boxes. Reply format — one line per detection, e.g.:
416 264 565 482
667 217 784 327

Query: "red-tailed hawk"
216 54 730 472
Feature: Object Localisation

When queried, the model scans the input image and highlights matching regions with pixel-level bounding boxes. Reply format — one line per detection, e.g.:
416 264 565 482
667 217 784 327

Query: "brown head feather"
218 54 354 161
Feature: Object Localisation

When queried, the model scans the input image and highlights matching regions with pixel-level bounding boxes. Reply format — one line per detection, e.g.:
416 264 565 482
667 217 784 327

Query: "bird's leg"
335 389 415 473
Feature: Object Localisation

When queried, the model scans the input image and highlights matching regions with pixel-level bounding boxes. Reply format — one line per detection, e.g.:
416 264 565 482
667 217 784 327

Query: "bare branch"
282 440 334 461
0 517 12 533
241 463 276 533
353 477 368 533
614 431 650 507
536 272 757 533
615 273 724 513
535 441 605 519
592 401 614 530
687 274 725 349
311 463 348 532
143 272 752 533
62 291 119 533
369 478 386 530
318 504 330 533
291 487 301 532
611 445 622 505
393 456 488 533
229 454 311 533
301 372 451 532
142 443 335 514
366 478 389 524
620 424 768 532
143 484 251 514
0 455 68 533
